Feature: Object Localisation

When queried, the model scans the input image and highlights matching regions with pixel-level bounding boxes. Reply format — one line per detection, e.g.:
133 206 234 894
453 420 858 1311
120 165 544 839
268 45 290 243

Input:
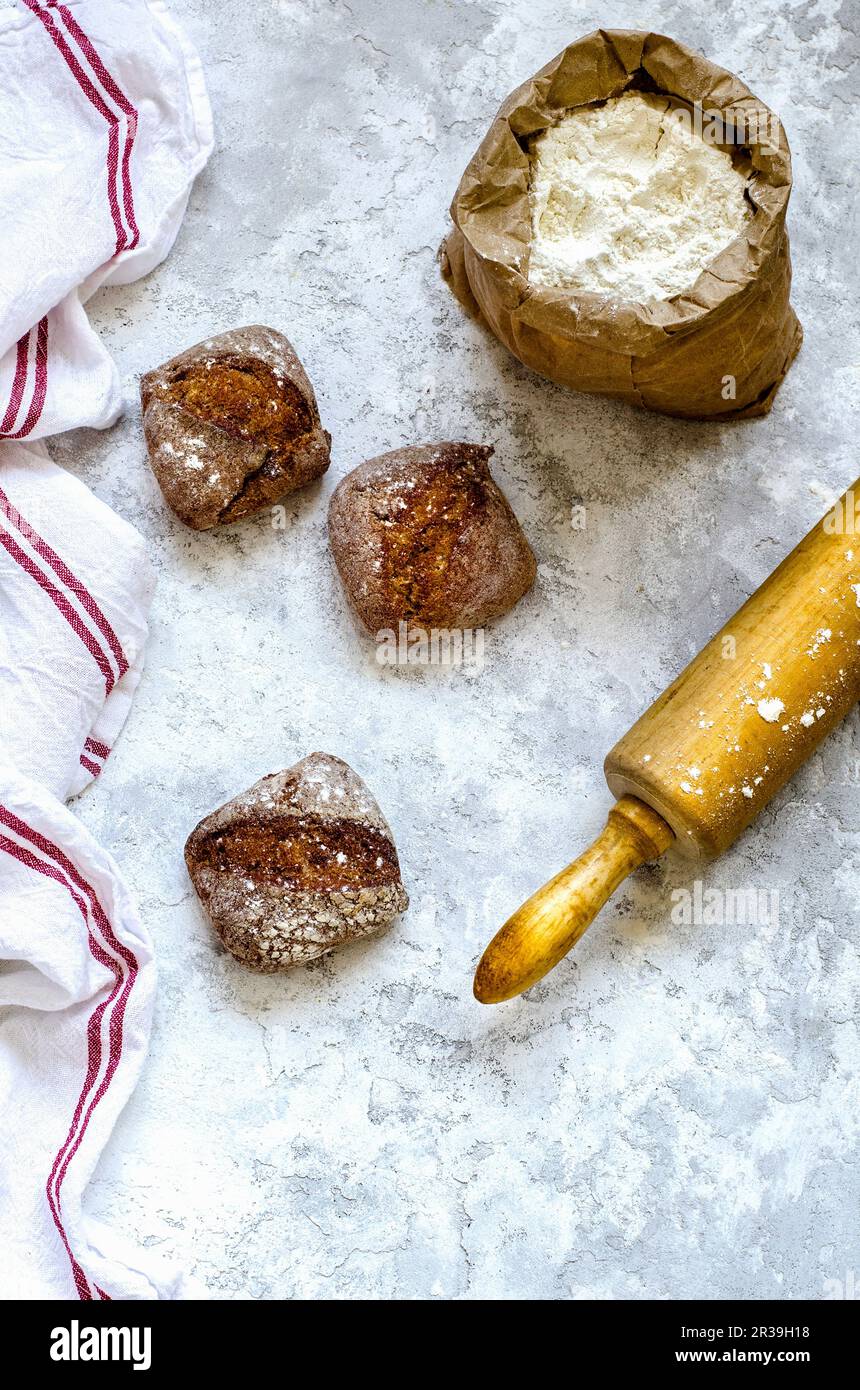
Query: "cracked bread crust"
327 442 537 633
141 325 331 529
185 753 409 971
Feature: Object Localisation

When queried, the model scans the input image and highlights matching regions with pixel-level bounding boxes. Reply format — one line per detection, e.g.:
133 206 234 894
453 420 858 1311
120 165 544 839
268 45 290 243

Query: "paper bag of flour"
441 30 802 420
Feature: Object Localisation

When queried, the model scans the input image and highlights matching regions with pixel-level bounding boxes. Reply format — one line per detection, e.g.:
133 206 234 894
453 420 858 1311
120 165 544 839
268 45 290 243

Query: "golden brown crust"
328 442 537 633
188 816 402 893
156 357 313 452
185 754 409 972
141 325 331 529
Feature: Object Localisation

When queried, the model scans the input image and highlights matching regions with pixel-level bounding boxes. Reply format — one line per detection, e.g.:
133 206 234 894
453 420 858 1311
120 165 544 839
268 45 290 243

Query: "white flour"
528 91 751 302
757 697 785 723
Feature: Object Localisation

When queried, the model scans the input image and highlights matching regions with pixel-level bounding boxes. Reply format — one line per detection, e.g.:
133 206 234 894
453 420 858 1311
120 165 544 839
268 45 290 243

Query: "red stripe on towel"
49 1 141 250
0 480 128 680
0 807 140 1302
21 1 127 254
0 331 31 434
2 317 49 439
0 830 116 1300
0 317 49 441
0 525 116 695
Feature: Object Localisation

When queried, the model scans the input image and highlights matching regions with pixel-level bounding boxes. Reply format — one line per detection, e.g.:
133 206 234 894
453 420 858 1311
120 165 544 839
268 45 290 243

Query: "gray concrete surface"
54 0 859 1299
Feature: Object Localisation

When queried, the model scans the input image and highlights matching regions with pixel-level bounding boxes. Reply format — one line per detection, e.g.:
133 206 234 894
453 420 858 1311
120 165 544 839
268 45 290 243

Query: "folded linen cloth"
0 0 212 1299
0 0 212 440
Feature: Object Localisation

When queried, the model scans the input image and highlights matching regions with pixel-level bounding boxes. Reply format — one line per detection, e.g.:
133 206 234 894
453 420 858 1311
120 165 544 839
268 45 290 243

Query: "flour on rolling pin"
475 483 860 1002
606 484 860 859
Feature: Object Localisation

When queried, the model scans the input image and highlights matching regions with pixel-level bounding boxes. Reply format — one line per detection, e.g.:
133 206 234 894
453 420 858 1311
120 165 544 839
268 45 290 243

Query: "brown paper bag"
441 30 802 420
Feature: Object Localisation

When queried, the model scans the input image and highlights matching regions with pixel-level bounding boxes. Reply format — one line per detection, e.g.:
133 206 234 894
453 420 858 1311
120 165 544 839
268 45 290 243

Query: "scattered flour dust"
528 91 751 301
757 697 785 723
807 628 832 656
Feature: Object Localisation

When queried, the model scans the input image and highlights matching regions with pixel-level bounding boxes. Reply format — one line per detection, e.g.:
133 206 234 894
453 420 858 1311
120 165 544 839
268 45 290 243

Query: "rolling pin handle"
473 796 674 1005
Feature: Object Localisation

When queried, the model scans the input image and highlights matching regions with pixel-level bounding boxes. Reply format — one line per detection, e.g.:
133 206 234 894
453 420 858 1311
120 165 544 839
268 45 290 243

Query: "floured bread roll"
141 325 330 529
185 754 408 971
528 91 751 302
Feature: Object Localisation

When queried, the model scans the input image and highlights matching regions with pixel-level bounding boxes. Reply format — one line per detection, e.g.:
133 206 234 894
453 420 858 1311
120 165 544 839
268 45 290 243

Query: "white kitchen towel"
0 0 213 440
0 0 212 1299
0 444 162 1299
0 766 160 1300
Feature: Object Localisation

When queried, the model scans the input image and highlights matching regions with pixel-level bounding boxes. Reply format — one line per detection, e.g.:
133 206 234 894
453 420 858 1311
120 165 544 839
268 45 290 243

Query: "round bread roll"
141 325 330 529
328 442 536 633
185 753 408 971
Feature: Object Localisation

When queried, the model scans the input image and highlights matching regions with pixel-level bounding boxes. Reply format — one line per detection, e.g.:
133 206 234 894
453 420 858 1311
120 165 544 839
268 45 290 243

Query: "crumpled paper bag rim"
447 28 795 345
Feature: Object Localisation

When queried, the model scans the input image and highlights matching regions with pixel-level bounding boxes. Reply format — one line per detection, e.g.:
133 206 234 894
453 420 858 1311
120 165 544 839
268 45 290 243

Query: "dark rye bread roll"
185 753 408 971
328 442 536 633
141 325 330 529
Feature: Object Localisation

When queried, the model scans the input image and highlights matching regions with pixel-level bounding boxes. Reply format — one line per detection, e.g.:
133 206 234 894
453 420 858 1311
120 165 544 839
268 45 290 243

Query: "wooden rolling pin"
475 480 860 1003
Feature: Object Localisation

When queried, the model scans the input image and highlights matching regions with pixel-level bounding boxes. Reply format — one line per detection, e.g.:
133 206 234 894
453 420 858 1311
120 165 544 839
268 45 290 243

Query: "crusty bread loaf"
327 442 536 633
185 753 408 971
141 325 330 529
